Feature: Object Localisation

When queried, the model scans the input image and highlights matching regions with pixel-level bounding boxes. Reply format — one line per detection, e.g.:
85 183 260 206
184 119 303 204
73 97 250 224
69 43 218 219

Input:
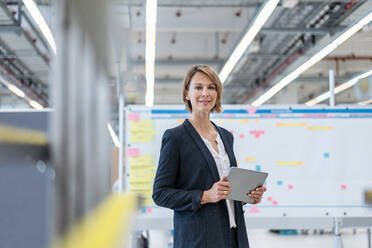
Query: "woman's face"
186 72 217 114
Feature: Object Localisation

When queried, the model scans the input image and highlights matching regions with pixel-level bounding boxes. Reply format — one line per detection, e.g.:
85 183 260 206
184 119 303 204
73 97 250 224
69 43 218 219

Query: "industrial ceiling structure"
0 0 50 108
0 0 371 109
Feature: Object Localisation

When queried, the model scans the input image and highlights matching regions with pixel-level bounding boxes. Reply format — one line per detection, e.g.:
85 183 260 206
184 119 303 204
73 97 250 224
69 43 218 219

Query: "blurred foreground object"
50 0 120 240
54 194 136 248
366 190 372 205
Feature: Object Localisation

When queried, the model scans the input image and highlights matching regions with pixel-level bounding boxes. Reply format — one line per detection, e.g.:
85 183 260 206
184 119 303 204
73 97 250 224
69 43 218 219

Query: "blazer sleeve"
152 129 203 212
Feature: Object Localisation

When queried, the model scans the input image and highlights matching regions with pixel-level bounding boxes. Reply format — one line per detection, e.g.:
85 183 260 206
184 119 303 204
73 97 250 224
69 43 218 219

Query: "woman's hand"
201 176 231 205
248 186 267 204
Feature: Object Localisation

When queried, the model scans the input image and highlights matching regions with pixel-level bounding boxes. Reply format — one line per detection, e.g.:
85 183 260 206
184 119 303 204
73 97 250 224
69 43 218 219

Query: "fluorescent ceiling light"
107 123 120 147
29 100 44 109
145 0 157 107
8 84 25 98
23 0 56 54
251 11 372 107
358 99 372 105
219 0 279 84
305 68 372 106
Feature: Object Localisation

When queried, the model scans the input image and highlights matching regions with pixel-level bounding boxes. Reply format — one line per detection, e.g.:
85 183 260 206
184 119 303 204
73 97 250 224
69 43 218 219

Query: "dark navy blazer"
153 119 249 248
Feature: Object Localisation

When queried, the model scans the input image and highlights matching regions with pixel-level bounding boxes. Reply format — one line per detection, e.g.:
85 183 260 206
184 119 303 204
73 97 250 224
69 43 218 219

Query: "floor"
141 228 371 248
247 228 370 248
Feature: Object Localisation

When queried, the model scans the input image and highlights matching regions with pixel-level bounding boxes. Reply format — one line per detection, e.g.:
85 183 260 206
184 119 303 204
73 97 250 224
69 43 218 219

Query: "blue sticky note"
256 165 261 171
277 180 283 186
324 153 330 158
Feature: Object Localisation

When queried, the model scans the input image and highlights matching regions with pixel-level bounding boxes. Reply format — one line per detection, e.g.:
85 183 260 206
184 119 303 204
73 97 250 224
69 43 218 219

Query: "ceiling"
0 0 371 109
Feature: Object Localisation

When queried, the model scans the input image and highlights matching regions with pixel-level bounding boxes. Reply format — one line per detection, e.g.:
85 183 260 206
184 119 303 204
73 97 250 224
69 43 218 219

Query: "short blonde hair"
182 64 223 113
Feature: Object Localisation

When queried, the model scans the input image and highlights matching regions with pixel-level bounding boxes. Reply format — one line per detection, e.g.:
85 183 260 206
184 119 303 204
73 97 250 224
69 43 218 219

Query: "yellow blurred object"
0 124 47 145
365 190 372 204
55 193 136 248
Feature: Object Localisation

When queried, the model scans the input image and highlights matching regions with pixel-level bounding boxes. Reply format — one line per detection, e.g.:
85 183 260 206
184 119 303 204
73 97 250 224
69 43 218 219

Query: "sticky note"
228 119 234 123
276 161 302 166
128 113 141 122
229 130 234 134
254 119 260 123
239 134 245 139
130 155 154 168
245 157 256 163
238 119 249 123
276 122 306 127
128 148 141 157
341 185 347 190
147 208 152 213
248 206 260 213
246 107 258 115
256 165 261 172
273 201 278 206
176 119 184 124
130 120 156 143
267 197 272 201
277 180 283 186
324 153 330 158
288 184 294 190
217 119 224 124
249 130 265 138
307 126 334 131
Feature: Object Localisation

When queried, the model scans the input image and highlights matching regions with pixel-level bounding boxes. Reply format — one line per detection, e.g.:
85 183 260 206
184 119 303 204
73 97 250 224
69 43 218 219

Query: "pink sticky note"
229 130 234 134
288 185 294 190
128 113 141 122
146 208 152 213
128 148 141 157
249 130 265 139
239 134 245 139
246 107 258 115
267 197 273 201
341 185 347 190
248 206 260 213
273 201 278 206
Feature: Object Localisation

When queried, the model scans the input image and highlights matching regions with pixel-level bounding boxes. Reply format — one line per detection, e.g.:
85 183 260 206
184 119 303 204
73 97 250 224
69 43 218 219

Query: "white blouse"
201 133 236 228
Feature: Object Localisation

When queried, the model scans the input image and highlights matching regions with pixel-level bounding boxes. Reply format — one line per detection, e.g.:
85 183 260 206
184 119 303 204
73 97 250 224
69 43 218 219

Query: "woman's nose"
202 88 208 96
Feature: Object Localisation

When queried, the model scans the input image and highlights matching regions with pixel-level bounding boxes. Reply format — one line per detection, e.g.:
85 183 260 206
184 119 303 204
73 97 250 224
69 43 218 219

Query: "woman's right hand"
200 176 231 205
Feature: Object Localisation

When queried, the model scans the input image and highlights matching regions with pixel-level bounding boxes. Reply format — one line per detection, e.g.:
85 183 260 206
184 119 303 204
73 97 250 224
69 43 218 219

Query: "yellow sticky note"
245 157 256 163
217 119 224 124
238 119 249 123
228 119 234 123
130 120 156 143
276 161 303 166
254 119 260 123
276 122 306 127
129 155 154 168
307 126 334 131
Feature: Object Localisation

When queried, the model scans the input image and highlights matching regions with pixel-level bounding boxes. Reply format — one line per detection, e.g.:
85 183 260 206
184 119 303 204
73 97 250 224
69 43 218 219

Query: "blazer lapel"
183 119 220 182
213 122 237 168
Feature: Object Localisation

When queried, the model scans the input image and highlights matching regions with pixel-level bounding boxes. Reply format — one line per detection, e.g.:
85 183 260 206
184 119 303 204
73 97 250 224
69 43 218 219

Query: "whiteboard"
125 105 372 221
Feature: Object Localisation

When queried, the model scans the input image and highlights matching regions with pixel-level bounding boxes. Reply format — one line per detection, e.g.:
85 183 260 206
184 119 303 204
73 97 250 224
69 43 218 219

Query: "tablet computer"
226 167 268 203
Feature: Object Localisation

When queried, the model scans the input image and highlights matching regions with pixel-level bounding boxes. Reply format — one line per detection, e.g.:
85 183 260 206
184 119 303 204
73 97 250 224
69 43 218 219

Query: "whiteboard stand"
329 69 335 106
333 217 344 248
367 228 371 248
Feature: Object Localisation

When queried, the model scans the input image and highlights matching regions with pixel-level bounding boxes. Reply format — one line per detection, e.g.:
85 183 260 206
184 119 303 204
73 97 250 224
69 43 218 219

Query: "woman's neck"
189 111 213 132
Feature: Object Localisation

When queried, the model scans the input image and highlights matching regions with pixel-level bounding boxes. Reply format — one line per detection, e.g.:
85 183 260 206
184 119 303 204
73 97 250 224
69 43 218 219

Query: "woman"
152 65 266 248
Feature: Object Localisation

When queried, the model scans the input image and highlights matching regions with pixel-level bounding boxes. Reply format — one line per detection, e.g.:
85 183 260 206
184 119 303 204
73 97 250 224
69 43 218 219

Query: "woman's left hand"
248 186 267 204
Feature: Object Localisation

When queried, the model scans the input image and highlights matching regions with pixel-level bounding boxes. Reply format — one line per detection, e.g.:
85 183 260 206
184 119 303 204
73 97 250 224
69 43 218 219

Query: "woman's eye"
195 86 202 90
209 86 216 90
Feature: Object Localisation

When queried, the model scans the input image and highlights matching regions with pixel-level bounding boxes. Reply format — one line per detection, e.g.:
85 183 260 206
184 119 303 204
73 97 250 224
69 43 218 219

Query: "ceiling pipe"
241 48 302 104
0 63 47 106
